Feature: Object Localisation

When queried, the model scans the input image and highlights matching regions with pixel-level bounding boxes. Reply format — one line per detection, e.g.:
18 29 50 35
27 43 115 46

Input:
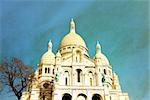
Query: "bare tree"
0 57 34 100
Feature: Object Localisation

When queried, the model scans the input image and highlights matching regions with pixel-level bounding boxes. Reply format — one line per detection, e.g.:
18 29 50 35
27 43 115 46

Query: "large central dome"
60 19 87 49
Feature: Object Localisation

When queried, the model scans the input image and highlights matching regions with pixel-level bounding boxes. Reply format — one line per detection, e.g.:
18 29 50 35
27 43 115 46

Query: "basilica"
22 19 129 100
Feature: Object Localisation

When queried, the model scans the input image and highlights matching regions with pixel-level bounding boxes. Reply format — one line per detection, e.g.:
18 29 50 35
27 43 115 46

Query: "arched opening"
39 69 42 75
45 68 47 73
40 86 51 100
65 77 68 85
76 50 82 62
76 69 82 82
48 68 50 73
65 71 69 85
92 94 102 100
104 69 106 75
90 78 92 86
53 69 55 74
77 94 87 100
89 71 93 86
62 93 72 100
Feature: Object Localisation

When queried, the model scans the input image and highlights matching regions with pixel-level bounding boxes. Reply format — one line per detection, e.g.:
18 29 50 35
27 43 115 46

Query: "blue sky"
0 0 149 100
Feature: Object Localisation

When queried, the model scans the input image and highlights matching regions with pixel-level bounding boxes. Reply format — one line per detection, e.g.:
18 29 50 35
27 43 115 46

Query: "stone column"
87 91 92 100
72 90 77 100
83 73 85 86
53 89 61 100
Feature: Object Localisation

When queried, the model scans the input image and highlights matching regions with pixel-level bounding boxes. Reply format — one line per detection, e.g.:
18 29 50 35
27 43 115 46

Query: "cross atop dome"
70 18 75 33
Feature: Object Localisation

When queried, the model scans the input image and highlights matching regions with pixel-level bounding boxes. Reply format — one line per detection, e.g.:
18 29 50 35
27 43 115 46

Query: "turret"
39 40 55 82
94 41 102 65
94 41 102 86
94 41 113 87
112 73 121 91
54 51 62 84
56 51 61 65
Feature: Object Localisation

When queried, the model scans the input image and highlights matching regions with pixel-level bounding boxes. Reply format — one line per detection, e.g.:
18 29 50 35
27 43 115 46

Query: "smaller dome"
95 42 109 65
95 52 110 65
41 51 55 64
41 40 55 64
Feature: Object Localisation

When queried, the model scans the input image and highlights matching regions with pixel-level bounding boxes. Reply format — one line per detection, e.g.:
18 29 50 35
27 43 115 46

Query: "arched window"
53 69 54 74
77 94 87 100
62 93 72 100
67 47 71 49
76 57 77 62
90 78 92 86
48 68 50 73
63 48 66 50
45 68 47 73
76 50 82 62
89 71 92 73
77 69 82 82
65 77 67 85
104 69 106 75
89 71 93 86
39 69 42 75
65 71 69 85
92 94 102 100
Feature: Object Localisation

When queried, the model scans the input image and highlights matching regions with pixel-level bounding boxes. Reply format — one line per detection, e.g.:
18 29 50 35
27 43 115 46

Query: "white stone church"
22 19 129 100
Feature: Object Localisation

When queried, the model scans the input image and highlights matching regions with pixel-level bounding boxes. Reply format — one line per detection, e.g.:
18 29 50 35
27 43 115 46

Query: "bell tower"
94 41 103 86
36 40 55 100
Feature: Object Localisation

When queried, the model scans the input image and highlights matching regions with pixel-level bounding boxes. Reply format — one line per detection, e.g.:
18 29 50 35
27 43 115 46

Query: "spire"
113 73 121 90
56 51 61 57
94 41 101 59
70 18 75 33
48 40 52 51
96 41 101 53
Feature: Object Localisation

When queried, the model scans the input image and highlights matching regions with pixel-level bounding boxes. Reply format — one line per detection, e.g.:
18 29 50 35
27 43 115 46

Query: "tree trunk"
17 93 21 100
17 96 21 100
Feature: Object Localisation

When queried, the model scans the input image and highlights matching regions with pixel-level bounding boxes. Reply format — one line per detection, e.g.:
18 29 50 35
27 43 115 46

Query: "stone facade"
22 19 129 100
